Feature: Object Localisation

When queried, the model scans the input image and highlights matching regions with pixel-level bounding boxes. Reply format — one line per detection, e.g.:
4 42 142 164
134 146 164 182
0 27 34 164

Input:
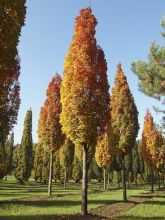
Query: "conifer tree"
60 7 110 214
125 150 133 187
110 64 139 201
14 109 33 184
72 157 82 183
4 133 14 179
60 138 74 189
132 143 140 186
132 16 165 122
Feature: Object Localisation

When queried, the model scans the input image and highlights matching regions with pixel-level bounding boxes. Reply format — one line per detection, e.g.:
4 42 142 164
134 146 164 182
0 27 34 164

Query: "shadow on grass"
143 200 165 205
0 214 105 220
0 198 121 207
118 216 165 220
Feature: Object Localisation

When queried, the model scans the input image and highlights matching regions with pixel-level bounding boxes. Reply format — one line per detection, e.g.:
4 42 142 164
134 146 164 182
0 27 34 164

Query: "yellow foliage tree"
60 7 110 215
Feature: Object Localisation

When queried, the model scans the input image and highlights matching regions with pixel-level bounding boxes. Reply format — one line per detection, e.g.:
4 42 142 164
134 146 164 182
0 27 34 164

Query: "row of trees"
36 7 139 215
1 3 165 217
2 127 165 194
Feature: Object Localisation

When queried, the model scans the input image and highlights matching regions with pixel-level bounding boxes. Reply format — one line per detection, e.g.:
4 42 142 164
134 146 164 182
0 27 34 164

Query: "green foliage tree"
132 143 140 186
132 16 165 124
14 109 33 184
72 156 82 183
125 150 133 187
60 139 74 189
4 133 14 179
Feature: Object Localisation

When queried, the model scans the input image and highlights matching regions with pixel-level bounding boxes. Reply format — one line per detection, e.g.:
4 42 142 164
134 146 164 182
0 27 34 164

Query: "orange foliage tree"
60 7 110 215
38 74 63 196
142 111 164 192
110 64 139 201
0 1 26 177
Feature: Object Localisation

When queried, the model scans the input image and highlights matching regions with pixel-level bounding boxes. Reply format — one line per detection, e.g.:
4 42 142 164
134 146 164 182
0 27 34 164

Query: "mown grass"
0 176 149 220
119 192 165 220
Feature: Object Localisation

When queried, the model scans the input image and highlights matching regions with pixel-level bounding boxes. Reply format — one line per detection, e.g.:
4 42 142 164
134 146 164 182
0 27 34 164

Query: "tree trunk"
64 169 67 189
135 174 137 187
103 168 106 191
48 151 53 197
117 171 120 189
163 172 165 188
81 144 88 215
107 172 110 186
151 167 154 193
127 172 130 188
158 171 160 190
122 155 127 202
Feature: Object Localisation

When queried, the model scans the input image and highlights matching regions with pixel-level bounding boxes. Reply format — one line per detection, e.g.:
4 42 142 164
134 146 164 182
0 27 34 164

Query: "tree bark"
107 172 110 186
48 151 53 197
163 172 165 188
117 171 120 189
151 167 154 193
127 172 130 188
158 171 160 190
81 144 88 215
122 155 127 202
103 168 106 191
135 174 137 187
64 169 67 189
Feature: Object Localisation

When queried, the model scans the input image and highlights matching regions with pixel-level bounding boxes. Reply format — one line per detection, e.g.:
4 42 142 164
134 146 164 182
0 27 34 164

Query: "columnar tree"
95 132 112 191
60 138 74 189
4 132 14 179
38 74 63 197
0 2 26 174
33 143 44 183
15 109 33 184
132 143 140 186
110 64 139 201
142 111 163 192
125 150 133 187
60 7 110 215
0 1 26 83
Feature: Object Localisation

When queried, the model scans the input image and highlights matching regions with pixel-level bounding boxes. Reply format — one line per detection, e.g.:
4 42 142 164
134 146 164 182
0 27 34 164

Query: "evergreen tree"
14 109 33 184
132 143 140 186
53 150 61 183
33 143 43 183
132 16 165 123
72 157 82 183
110 64 139 201
60 7 110 214
60 138 74 189
125 150 133 187
4 133 14 179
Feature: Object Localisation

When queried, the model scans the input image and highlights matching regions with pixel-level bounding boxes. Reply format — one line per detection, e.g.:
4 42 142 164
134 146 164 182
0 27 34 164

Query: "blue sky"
15 0 165 144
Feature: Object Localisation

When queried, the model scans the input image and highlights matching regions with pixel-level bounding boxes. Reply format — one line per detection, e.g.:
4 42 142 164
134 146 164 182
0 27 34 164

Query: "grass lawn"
119 191 165 220
0 176 164 220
